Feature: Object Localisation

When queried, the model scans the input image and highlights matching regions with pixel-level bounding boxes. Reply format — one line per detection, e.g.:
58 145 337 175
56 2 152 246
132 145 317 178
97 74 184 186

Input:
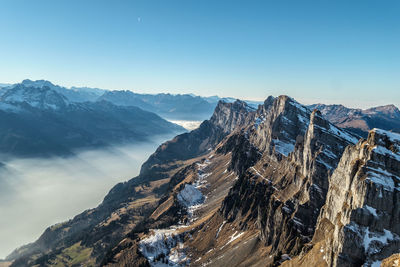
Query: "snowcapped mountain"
2 80 261 122
0 83 69 110
8 79 107 103
0 83 184 157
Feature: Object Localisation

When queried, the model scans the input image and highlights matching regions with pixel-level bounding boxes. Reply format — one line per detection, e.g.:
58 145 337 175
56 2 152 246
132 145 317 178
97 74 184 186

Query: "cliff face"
302 129 400 267
219 96 359 262
139 100 255 178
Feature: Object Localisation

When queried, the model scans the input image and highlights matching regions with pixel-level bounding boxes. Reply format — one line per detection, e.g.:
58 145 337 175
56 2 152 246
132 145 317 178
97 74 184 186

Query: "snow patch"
272 139 295 156
328 124 359 144
177 184 204 208
226 231 244 246
366 167 396 192
216 221 226 238
139 228 188 267
373 145 400 162
364 205 378 217
372 128 400 143
297 114 310 124
363 227 394 254
323 148 338 159
289 100 309 114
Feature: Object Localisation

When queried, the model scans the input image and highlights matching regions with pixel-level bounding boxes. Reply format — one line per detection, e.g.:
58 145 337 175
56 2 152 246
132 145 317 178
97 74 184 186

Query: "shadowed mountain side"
0 84 184 157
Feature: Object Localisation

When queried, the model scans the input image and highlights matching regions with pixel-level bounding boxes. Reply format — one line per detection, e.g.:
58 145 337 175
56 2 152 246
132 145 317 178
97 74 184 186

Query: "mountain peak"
210 99 255 133
21 79 56 89
369 128 400 151
1 84 68 110
365 104 400 116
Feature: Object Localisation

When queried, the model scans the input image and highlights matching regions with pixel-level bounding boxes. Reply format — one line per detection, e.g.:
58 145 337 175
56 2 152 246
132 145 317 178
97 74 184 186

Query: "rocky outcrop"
219 96 359 262
209 100 256 134
140 100 255 178
304 129 400 267
381 253 400 267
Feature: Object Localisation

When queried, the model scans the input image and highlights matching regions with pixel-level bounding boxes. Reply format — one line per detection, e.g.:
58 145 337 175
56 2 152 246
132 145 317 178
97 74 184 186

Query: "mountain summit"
1 83 69 110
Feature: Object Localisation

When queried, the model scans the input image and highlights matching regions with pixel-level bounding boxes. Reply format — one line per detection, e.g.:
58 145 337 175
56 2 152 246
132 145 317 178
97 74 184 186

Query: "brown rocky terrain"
283 128 400 267
308 104 400 137
6 96 400 267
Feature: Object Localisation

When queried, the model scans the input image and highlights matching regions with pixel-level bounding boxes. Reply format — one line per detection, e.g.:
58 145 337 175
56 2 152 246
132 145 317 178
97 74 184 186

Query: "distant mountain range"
308 103 400 137
0 82 184 157
1 79 399 157
98 90 216 121
1 80 263 121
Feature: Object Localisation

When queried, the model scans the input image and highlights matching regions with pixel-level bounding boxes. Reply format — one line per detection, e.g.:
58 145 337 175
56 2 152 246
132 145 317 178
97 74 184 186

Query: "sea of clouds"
0 135 173 259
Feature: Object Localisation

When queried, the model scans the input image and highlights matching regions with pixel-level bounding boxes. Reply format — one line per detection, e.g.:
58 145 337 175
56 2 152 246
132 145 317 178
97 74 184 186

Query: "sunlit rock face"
220 96 359 260
310 129 400 267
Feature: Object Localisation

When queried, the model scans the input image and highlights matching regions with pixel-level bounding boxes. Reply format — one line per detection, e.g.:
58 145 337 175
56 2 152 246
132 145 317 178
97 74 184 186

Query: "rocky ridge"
309 103 400 137
284 129 400 267
6 99 254 266
6 95 400 267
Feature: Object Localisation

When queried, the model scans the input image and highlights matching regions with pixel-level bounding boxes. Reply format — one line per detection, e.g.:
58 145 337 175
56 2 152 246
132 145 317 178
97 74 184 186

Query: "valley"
0 135 175 259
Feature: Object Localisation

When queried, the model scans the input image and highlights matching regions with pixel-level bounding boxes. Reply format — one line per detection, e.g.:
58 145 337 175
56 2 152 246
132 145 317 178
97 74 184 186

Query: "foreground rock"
284 129 400 267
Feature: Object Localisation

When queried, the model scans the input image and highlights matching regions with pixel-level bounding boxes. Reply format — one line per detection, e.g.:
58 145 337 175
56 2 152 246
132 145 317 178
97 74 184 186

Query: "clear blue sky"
0 0 399 108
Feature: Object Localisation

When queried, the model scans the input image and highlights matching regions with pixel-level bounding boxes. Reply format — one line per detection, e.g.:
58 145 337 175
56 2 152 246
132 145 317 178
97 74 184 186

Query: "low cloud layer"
168 120 202 131
0 135 173 259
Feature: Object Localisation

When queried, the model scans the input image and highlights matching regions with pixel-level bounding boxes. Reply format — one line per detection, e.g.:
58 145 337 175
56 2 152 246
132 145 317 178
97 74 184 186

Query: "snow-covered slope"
0 84 69 110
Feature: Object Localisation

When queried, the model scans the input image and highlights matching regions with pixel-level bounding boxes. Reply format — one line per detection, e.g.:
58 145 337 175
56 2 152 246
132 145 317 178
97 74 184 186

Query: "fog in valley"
0 135 174 259
168 120 202 131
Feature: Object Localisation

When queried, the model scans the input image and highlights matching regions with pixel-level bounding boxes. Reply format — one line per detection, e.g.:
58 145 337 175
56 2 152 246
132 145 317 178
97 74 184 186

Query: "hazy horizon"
1 78 398 110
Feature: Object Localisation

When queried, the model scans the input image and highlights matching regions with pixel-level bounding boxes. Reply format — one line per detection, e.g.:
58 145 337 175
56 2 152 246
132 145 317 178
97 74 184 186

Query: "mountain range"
0 82 184 157
1 80 260 121
5 95 400 267
308 103 400 137
2 80 399 135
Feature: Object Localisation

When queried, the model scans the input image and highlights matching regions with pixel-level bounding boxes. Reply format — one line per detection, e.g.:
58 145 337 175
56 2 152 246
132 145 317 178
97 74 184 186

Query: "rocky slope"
6 99 254 266
283 129 400 267
6 95 400 267
309 103 400 137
